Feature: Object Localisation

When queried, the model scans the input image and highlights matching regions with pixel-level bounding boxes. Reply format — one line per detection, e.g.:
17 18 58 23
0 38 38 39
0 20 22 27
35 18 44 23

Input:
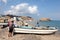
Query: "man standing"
8 18 14 37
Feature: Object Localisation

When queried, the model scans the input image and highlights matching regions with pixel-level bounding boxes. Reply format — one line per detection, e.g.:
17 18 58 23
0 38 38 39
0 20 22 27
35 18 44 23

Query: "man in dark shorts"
8 19 14 37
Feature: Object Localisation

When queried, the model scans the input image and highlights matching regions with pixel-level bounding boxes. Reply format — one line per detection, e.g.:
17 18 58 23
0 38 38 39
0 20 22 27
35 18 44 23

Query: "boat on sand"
13 17 58 34
13 26 58 34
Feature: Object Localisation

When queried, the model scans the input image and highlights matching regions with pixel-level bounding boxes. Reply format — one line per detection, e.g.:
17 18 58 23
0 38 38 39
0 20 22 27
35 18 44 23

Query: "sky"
0 0 60 20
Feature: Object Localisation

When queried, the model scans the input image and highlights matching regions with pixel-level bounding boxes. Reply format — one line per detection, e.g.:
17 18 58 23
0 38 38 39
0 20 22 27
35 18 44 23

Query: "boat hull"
13 28 58 34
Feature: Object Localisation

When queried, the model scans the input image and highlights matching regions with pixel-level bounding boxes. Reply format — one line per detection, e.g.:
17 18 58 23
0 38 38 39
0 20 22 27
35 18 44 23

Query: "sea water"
28 20 60 30
38 20 60 30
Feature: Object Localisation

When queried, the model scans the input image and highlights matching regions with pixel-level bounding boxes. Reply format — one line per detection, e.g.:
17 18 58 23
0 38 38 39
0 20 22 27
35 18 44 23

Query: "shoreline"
0 27 60 40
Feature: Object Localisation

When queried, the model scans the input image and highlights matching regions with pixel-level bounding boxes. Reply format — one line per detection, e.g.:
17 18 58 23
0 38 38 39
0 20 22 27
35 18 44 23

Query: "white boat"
0 23 8 25
13 26 58 34
12 17 58 34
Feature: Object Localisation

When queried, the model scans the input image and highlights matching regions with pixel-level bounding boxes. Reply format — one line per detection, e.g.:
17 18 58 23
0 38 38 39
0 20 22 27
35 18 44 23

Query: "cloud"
1 0 7 3
11 5 15 9
5 3 39 15
28 6 38 14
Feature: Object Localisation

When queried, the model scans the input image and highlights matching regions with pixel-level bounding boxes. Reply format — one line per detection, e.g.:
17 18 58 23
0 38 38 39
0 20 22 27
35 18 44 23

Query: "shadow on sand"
13 32 56 36
1 25 8 29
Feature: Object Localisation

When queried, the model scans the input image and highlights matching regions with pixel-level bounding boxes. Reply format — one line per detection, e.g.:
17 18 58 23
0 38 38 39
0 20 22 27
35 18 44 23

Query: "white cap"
13 17 16 21
25 23 28 25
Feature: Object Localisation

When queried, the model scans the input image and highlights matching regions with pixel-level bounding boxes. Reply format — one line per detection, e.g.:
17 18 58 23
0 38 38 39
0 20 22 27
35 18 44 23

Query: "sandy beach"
0 27 60 40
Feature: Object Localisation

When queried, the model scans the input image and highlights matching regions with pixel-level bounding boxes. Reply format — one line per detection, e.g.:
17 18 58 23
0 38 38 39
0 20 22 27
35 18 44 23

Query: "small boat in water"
13 26 58 34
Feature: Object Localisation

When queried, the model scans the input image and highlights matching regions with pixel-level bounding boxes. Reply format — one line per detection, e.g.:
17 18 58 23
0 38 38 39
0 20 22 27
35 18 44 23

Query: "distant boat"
13 26 58 34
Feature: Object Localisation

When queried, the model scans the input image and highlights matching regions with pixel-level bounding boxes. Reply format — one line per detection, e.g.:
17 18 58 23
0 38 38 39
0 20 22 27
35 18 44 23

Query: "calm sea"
28 20 60 30
37 20 60 29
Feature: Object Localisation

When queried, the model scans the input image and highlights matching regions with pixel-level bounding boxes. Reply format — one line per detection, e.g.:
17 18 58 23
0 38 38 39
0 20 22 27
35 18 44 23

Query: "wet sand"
0 27 60 40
